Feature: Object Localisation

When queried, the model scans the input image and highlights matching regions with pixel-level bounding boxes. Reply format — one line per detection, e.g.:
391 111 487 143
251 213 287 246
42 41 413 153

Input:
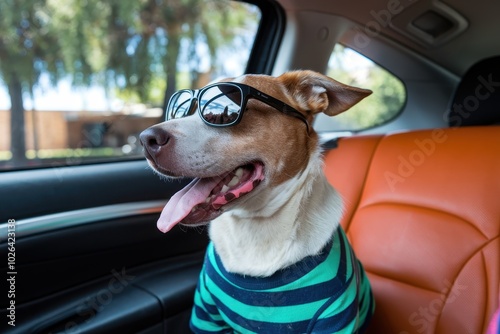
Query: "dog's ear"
282 70 372 116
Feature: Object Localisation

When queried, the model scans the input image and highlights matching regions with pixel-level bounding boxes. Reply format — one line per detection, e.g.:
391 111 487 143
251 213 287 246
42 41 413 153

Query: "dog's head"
140 70 371 232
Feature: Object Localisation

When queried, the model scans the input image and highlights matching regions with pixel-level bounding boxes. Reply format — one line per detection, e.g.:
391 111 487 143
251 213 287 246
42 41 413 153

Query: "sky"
0 75 122 112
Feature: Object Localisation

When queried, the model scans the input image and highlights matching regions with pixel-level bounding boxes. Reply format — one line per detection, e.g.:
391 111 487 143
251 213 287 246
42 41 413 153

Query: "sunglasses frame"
166 82 310 132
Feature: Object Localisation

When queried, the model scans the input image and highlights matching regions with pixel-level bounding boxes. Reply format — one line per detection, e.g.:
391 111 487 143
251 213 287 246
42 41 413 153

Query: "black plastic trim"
0 160 189 222
1 253 204 334
0 214 208 307
240 0 286 74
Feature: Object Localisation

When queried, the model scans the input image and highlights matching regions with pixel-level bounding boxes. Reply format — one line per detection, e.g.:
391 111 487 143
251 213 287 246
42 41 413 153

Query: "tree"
107 0 255 105
0 0 258 165
52 0 255 106
0 0 64 164
326 45 405 130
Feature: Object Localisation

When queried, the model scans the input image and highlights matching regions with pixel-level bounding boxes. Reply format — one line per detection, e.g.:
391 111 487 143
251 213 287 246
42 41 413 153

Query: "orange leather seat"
324 126 500 334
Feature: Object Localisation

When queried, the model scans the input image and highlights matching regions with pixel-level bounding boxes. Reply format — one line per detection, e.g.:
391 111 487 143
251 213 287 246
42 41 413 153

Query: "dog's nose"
139 127 170 156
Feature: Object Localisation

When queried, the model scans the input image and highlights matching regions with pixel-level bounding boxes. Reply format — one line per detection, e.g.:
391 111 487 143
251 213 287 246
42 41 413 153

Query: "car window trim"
244 0 286 75
0 200 165 238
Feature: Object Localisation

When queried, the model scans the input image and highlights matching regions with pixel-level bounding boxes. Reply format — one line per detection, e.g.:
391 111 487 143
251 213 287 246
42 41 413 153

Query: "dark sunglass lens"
167 91 194 120
199 85 241 125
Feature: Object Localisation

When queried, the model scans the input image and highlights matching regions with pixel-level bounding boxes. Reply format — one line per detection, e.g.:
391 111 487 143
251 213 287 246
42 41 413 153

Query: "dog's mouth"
157 162 265 232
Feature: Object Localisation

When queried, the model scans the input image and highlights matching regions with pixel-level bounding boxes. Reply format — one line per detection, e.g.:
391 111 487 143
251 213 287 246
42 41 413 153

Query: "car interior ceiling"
280 0 500 77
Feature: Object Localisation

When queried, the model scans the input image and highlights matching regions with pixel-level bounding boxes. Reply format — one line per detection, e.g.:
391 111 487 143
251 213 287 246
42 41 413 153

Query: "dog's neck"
209 150 343 277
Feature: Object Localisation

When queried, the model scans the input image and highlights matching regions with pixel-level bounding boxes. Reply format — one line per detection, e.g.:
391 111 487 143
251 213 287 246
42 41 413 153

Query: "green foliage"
0 0 258 101
26 147 120 159
47 0 111 85
320 45 406 131
0 147 122 161
0 0 64 88
0 0 259 165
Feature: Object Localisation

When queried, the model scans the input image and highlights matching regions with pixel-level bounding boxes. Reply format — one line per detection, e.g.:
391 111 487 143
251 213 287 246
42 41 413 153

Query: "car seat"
323 57 500 333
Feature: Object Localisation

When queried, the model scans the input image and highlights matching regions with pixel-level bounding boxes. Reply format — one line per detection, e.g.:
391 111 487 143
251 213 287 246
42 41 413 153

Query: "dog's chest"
190 227 374 333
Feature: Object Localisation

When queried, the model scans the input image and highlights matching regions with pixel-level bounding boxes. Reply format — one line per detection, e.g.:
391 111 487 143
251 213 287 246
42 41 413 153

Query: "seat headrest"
447 56 500 126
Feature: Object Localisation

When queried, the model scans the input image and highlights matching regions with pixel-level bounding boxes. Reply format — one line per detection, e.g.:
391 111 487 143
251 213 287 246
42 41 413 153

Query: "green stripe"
358 271 375 319
205 273 331 322
264 230 343 293
332 317 357 334
192 227 371 333
339 230 354 280
208 230 343 294
190 314 224 332
194 288 225 322
317 275 358 320
217 309 258 334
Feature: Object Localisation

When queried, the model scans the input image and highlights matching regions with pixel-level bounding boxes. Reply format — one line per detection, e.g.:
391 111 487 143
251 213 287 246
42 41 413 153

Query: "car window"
0 0 261 171
314 44 406 133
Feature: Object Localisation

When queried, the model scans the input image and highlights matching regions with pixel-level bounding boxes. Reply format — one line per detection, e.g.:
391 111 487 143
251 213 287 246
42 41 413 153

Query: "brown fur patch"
226 75 317 186
143 70 370 187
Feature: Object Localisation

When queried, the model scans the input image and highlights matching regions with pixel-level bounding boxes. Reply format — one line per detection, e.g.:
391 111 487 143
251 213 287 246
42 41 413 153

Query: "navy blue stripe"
357 291 374 334
350 250 361 289
196 281 220 316
202 302 219 317
307 297 359 333
210 292 312 333
206 255 353 306
305 274 354 333
336 229 348 282
189 321 231 334
212 237 336 290
205 229 353 306
193 305 227 326
191 226 375 333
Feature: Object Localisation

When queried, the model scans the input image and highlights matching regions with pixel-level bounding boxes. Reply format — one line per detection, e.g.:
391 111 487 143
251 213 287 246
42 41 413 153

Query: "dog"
140 70 374 333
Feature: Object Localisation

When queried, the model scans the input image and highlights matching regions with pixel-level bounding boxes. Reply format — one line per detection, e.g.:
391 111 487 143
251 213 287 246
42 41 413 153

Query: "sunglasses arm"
281 106 311 133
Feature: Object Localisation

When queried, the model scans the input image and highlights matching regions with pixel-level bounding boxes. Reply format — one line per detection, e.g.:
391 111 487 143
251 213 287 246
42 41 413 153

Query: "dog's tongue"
157 178 216 232
157 164 264 232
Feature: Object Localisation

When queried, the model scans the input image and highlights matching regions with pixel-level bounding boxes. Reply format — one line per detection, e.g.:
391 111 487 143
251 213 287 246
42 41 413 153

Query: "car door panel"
0 160 208 333
0 1 285 331
0 160 183 222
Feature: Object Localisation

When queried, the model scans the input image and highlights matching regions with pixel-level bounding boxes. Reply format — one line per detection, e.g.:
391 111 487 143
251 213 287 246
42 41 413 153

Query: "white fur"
143 73 355 278
151 113 345 277
209 147 344 277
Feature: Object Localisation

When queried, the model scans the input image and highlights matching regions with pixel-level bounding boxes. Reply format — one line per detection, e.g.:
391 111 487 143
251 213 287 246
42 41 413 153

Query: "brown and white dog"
140 70 374 333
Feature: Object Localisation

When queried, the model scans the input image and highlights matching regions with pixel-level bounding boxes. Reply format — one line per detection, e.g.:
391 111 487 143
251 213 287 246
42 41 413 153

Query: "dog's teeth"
227 175 239 187
221 185 230 193
205 197 211 203
235 168 243 178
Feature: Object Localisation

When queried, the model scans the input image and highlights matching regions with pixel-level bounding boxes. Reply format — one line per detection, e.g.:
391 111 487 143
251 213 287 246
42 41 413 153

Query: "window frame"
0 0 287 172
243 0 286 75
315 43 408 134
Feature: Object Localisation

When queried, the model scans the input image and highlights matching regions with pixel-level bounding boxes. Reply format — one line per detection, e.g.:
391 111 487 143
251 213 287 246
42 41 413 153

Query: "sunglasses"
166 82 309 132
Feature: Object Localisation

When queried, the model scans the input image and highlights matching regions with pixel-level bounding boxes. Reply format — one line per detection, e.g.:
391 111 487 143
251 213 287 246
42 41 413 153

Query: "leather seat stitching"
343 135 385 233
358 201 488 239
365 237 498 295
432 241 495 334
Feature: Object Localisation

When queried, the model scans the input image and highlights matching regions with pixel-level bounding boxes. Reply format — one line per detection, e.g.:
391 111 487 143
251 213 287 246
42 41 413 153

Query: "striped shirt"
190 227 374 333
